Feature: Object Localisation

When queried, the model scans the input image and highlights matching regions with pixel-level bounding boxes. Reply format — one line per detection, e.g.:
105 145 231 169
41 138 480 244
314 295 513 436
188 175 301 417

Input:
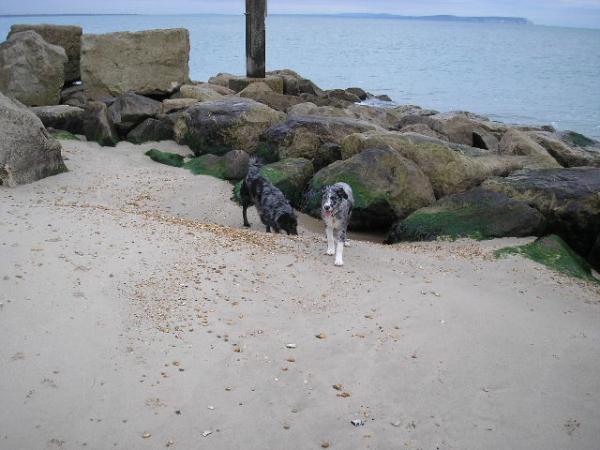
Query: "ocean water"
1 14 599 138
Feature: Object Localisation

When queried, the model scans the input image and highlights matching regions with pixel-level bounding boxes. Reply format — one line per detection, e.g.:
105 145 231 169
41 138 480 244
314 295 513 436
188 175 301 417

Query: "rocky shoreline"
1 24 599 275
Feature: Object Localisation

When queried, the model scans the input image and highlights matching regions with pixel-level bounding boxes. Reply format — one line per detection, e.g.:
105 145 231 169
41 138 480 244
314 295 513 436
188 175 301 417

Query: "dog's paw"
243 223 251 228
334 260 344 267
326 249 335 256
344 240 351 247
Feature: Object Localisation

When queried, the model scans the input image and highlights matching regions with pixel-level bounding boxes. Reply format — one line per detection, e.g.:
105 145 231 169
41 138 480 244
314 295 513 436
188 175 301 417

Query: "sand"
1 139 599 450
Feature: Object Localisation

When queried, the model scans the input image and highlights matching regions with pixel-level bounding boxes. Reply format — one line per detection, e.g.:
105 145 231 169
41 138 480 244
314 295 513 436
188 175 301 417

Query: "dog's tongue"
323 210 333 218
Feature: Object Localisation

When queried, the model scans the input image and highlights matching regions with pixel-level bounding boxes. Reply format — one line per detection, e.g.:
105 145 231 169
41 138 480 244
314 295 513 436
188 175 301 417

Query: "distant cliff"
339 13 533 25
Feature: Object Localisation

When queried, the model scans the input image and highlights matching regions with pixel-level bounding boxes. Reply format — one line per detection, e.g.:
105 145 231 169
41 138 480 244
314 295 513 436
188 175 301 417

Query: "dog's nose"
324 205 331 211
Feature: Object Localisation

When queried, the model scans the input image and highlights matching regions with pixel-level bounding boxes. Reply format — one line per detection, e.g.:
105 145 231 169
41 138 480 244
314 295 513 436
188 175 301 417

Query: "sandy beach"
1 138 599 450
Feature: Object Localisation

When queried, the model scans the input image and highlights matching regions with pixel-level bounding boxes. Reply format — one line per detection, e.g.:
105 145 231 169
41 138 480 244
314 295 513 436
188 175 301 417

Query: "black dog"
241 158 298 235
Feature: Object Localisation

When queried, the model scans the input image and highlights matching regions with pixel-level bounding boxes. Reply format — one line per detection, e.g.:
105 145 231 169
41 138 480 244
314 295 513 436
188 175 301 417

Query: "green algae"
145 149 185 168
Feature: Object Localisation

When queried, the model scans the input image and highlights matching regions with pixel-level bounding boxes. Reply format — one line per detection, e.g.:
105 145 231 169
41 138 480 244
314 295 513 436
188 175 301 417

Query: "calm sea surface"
1 15 599 138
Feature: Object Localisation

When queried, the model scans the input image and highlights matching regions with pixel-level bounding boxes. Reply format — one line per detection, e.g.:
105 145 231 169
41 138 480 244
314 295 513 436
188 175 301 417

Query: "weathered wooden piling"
246 0 266 78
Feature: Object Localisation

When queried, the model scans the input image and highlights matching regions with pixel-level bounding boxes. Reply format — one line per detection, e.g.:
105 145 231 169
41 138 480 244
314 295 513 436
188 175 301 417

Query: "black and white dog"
241 158 298 235
321 183 354 266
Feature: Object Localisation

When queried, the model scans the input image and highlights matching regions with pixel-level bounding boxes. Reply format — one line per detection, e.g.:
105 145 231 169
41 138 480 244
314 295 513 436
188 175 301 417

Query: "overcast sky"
2 0 600 29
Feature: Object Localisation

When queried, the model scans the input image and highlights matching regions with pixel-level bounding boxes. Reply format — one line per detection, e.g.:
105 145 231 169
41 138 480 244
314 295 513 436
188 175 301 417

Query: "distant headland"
336 13 533 25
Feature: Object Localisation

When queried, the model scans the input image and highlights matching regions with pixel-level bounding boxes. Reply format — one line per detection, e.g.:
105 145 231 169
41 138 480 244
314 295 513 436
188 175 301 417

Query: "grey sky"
2 0 600 28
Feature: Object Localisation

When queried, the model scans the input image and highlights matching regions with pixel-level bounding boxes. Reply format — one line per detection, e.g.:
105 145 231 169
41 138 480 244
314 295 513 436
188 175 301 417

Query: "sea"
1 14 599 138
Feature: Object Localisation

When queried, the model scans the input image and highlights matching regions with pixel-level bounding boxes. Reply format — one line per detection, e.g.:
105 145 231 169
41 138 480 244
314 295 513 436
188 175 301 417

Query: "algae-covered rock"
495 235 598 283
145 149 185 168
304 148 435 229
386 188 546 243
259 158 314 208
482 167 600 263
181 150 249 180
589 234 600 271
174 98 285 156
341 131 522 198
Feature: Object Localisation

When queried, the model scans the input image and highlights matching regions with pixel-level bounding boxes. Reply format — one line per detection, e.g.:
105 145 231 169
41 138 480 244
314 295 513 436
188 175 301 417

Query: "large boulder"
238 82 305 112
30 105 85 135
267 69 323 96
341 131 523 198
183 150 249 180
107 92 162 135
528 131 600 168
287 102 408 130
498 129 560 168
304 148 435 229
83 101 119 146
177 84 224 102
386 188 546 243
0 31 67 106
0 93 66 186
174 98 285 156
126 116 174 144
228 76 284 94
81 28 190 99
161 98 199 114
259 158 314 208
482 168 600 264
263 116 382 169
60 85 90 108
9 24 82 83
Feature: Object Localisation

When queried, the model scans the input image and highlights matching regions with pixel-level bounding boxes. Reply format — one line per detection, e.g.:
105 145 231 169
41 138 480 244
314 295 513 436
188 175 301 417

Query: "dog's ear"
335 185 348 200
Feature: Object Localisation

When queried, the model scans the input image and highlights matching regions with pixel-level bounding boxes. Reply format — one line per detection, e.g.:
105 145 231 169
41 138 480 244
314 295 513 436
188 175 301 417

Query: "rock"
208 72 236 87
498 129 560 168
83 101 119 146
341 131 523 198
0 92 66 186
263 116 382 168
496 235 598 282
528 131 600 167
223 150 250 180
305 148 435 229
174 98 285 156
107 92 162 135
346 87 368 101
559 131 598 149
0 31 67 106
239 82 305 112
386 188 546 243
589 234 600 271
9 24 82 83
267 69 323 96
400 123 448 141
228 76 284 94
375 94 392 102
126 117 174 143
287 102 406 130
81 28 190 98
482 168 600 262
30 105 85 135
145 148 185 168
183 150 248 180
324 89 361 104
177 84 224 102
60 85 89 108
259 158 314 208
162 98 199 114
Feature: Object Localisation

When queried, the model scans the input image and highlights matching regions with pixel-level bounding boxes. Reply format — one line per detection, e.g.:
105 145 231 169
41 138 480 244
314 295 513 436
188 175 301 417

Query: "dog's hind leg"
265 225 271 233
326 226 335 256
242 204 251 227
241 182 252 227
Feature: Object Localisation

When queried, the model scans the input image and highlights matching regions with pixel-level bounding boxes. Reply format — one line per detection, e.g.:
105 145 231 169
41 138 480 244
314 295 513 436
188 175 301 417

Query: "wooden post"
246 0 266 78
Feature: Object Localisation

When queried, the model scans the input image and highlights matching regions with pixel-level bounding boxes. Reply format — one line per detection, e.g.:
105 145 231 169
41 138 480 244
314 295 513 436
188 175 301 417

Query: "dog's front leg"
326 226 335 255
334 237 344 266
